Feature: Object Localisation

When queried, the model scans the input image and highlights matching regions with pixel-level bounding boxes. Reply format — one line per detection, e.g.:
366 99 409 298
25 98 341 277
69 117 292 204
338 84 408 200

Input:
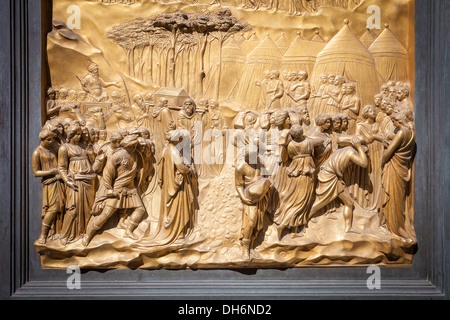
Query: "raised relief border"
34 0 416 270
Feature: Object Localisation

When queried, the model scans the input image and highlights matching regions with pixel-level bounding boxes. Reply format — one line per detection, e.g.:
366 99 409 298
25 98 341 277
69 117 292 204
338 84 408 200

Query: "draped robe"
135 144 198 247
381 127 416 240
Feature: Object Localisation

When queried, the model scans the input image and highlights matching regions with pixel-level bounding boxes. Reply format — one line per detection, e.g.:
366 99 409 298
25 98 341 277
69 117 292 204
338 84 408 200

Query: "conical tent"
282 31 326 75
369 23 409 84
204 37 246 100
275 32 291 56
360 28 376 48
235 32 247 46
229 33 283 109
240 32 260 56
311 30 326 43
311 20 380 108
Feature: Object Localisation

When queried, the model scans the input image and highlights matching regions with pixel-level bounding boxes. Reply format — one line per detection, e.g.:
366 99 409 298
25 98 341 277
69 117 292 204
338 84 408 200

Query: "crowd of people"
231 77 416 259
98 0 364 15
34 70 415 260
33 118 156 246
35 87 228 248
235 0 364 15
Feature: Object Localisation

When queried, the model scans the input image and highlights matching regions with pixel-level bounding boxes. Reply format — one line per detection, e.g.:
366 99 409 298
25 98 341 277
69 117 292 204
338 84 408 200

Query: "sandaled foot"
38 236 47 245
117 219 128 230
291 231 306 239
250 249 260 260
242 249 250 261
345 228 361 235
82 234 93 247
124 230 138 240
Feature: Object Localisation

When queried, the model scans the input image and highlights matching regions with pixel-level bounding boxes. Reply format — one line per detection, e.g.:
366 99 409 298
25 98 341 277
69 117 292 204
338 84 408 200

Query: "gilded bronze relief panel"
34 0 416 269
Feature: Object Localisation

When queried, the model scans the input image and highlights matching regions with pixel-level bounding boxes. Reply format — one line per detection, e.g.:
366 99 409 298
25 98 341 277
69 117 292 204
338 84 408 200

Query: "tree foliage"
106 9 251 97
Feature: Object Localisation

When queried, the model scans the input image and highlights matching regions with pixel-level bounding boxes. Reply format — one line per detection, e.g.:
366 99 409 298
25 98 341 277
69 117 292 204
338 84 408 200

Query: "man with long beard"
79 63 120 101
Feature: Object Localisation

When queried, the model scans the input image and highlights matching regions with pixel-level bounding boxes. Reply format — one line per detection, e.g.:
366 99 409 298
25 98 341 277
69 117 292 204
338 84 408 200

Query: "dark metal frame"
0 0 448 299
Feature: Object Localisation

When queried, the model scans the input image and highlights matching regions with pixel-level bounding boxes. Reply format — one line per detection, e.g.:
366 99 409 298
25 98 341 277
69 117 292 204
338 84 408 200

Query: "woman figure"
276 125 324 238
43 118 65 158
79 126 92 150
90 127 101 156
380 112 416 241
32 130 65 244
309 114 333 170
266 111 296 239
349 105 385 210
308 113 336 217
235 142 271 260
58 125 97 245
266 110 291 176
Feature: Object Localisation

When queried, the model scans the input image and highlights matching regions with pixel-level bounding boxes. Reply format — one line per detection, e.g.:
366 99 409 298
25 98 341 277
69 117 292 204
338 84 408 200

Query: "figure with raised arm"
277 124 324 238
78 63 120 102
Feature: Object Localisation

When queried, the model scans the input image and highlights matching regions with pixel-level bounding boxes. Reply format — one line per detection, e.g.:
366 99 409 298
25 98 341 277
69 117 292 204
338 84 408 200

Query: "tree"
208 8 251 99
107 20 145 78
151 12 194 87
189 12 216 97
141 21 163 84
107 10 251 99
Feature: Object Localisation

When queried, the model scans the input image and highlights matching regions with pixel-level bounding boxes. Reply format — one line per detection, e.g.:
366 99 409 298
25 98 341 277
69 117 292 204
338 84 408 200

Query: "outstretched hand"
241 197 255 206
67 181 79 192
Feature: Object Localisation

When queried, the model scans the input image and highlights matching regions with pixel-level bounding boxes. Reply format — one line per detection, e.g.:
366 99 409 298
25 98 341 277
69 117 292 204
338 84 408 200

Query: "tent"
360 28 376 48
275 32 291 56
282 31 326 75
240 31 260 56
368 23 409 84
204 36 246 100
311 20 380 108
311 30 326 43
235 32 247 46
228 33 283 109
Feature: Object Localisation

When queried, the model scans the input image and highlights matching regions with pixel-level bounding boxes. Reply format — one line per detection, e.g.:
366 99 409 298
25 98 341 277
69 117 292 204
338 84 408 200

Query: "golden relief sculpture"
34 0 416 269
